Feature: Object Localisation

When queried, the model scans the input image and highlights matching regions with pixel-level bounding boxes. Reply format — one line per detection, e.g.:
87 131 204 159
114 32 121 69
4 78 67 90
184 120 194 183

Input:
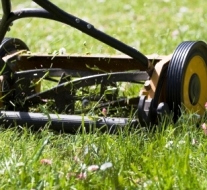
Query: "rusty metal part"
3 53 166 73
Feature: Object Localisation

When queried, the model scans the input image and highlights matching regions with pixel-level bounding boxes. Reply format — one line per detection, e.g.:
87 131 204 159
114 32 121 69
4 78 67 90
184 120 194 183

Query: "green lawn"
0 0 207 189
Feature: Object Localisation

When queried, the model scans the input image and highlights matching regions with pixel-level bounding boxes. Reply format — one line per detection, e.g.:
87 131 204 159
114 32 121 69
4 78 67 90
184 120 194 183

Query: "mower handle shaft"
31 0 149 69
1 0 11 16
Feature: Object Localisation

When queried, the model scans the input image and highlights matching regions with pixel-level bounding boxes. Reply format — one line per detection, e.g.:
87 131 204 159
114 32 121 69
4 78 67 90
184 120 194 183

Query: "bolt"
144 80 151 91
87 24 91 29
75 18 80 23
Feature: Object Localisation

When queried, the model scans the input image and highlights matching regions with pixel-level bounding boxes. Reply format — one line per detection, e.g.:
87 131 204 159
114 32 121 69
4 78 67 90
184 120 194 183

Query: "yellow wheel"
167 41 207 118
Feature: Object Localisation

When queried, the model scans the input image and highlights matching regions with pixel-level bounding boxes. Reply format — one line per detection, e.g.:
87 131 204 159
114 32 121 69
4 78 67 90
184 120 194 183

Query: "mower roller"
0 0 206 133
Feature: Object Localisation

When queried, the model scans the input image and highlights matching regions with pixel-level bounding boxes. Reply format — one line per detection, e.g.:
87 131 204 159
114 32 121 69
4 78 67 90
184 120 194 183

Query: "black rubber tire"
166 41 207 119
0 37 29 74
0 37 29 57
0 38 29 108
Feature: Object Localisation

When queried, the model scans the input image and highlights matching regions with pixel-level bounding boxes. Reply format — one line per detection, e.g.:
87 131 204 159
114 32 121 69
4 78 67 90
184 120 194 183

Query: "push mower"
0 0 206 133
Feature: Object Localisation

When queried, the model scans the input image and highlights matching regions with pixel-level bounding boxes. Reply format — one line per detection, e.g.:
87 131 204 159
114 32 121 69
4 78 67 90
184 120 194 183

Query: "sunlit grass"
0 118 206 189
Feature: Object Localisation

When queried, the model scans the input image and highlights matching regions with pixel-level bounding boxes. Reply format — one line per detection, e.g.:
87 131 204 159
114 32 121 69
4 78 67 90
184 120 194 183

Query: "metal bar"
6 9 63 22
25 71 148 101
32 0 149 69
1 0 11 16
14 68 94 78
15 54 162 72
0 0 12 43
0 111 138 133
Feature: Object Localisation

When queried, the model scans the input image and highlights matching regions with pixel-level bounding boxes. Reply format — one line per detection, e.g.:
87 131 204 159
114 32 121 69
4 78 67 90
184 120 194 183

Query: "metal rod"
25 71 148 101
1 0 11 16
0 111 137 133
0 0 12 43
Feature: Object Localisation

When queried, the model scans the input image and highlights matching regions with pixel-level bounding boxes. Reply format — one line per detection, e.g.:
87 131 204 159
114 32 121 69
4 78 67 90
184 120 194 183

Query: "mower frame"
0 0 183 132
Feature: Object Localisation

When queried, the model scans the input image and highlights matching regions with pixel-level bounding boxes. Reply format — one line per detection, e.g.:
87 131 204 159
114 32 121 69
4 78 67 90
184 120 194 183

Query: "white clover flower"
87 165 99 172
100 162 113 170
165 140 173 148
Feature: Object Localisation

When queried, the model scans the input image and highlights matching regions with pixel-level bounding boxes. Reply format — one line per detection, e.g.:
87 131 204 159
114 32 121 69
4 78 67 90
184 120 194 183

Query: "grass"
0 0 207 189
0 117 206 189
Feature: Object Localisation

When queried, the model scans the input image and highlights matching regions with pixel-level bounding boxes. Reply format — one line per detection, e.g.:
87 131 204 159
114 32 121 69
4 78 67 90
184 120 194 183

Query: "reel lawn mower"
0 0 206 133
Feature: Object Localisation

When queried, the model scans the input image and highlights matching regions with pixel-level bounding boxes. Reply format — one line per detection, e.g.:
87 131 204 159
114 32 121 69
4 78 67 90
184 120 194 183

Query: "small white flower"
100 162 113 170
80 163 87 170
59 47 66 55
143 180 153 188
87 165 99 172
165 140 173 148
192 138 198 145
84 146 89 155
178 140 185 144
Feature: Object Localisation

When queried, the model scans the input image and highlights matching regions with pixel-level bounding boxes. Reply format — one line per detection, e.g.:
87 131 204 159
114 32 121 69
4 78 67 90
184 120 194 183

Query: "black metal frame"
1 68 148 132
0 0 161 132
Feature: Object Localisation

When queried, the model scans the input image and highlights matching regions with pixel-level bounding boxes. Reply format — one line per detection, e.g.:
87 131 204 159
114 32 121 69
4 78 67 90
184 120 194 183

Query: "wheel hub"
188 74 200 105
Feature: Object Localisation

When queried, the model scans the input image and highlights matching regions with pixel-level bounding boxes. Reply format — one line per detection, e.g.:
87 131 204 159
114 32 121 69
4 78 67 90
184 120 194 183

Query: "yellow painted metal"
183 55 207 114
